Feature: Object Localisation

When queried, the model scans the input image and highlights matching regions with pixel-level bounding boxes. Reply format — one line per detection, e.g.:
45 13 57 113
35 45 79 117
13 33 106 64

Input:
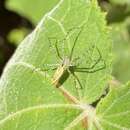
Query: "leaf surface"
0 105 82 130
96 82 130 130
111 18 130 83
7 0 60 24
109 0 130 5
0 0 112 129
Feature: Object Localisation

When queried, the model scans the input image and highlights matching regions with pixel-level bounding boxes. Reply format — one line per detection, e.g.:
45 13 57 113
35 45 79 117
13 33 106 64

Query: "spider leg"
47 37 62 60
60 27 81 57
42 67 57 71
33 67 57 73
71 73 82 99
66 67 83 89
75 47 103 70
71 72 83 89
42 63 59 71
75 61 106 73
70 26 85 60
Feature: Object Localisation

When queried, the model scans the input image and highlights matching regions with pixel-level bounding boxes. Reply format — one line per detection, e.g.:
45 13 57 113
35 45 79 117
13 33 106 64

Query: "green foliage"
0 0 130 129
96 82 130 130
7 28 30 46
111 17 130 83
109 0 130 5
0 105 82 130
6 0 60 24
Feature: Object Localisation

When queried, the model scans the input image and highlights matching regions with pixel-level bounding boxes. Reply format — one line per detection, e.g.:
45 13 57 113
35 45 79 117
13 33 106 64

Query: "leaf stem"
58 85 80 104
57 85 90 129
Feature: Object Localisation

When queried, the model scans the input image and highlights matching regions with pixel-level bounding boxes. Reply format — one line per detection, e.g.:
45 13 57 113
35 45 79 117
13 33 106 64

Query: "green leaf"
109 0 130 5
0 0 112 129
0 105 82 130
7 28 30 46
111 18 130 83
96 82 130 130
6 0 60 24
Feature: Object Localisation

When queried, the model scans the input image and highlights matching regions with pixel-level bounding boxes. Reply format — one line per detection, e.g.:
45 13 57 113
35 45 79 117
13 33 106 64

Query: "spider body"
52 57 75 87
47 26 106 89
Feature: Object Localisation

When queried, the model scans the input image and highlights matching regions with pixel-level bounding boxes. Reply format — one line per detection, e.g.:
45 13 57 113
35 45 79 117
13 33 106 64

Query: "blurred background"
0 0 130 84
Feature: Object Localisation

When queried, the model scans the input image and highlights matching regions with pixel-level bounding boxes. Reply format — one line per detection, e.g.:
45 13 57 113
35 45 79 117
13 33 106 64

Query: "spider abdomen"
52 66 70 88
